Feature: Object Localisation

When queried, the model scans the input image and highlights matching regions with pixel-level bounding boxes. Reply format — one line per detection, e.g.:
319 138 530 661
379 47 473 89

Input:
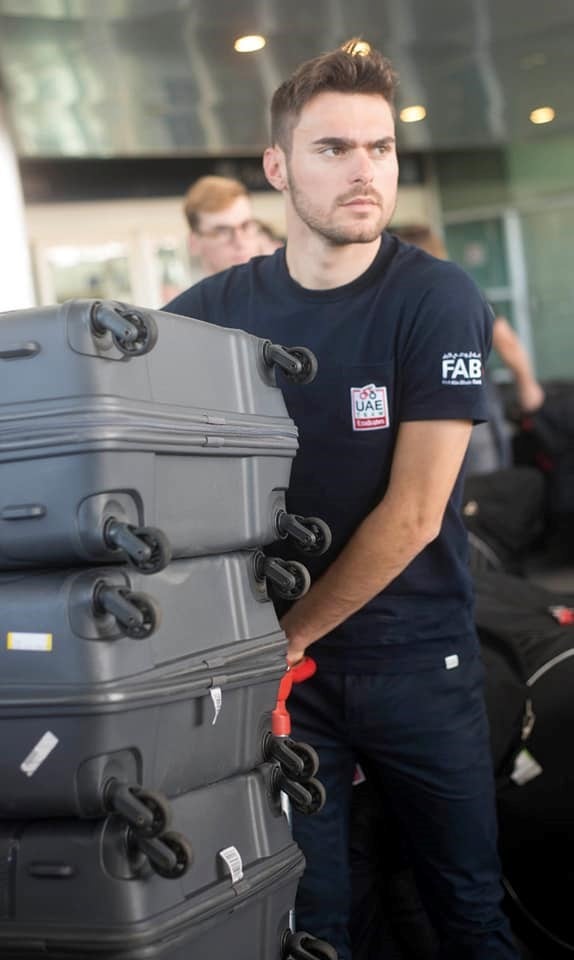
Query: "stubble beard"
286 164 392 246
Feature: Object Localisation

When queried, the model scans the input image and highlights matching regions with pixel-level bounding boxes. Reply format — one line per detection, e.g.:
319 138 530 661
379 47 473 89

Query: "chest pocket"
331 362 396 437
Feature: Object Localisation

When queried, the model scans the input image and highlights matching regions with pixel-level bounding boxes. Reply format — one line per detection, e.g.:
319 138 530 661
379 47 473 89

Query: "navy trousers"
289 640 520 960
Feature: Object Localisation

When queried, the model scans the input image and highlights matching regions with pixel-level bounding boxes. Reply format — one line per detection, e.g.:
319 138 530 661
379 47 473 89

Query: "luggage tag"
511 748 543 786
210 687 222 725
218 845 250 894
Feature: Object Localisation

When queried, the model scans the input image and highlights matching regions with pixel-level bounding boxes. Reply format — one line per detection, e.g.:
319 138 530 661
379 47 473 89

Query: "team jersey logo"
441 352 483 386
351 383 390 431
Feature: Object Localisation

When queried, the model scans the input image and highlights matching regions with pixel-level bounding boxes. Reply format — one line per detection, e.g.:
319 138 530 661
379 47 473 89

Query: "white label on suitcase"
7 632 53 652
210 687 222 725
219 846 244 883
20 731 59 777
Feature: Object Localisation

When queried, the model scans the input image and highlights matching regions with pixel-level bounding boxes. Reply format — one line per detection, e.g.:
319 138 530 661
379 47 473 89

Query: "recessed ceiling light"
234 35 266 53
400 105 427 123
349 41 371 56
529 106 556 125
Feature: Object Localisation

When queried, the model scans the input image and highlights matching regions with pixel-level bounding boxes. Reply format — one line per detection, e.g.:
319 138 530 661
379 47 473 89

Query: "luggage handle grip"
0 341 40 360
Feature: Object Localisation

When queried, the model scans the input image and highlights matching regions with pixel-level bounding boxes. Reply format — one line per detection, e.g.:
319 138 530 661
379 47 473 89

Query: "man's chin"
327 226 384 246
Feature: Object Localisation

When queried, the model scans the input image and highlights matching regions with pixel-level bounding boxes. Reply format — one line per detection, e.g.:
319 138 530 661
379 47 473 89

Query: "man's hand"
281 610 308 666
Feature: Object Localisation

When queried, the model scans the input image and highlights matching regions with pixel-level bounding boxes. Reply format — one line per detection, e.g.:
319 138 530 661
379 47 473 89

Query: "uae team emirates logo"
350 383 390 431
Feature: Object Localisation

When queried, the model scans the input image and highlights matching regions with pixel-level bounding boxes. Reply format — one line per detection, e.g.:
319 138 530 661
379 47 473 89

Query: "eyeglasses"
196 219 258 243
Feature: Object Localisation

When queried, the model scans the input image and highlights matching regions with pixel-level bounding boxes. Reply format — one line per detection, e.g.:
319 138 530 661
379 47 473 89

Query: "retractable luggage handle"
267 657 326 814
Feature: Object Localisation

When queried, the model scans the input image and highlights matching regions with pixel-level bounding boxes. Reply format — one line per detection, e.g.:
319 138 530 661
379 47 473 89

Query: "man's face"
191 195 260 274
280 92 398 245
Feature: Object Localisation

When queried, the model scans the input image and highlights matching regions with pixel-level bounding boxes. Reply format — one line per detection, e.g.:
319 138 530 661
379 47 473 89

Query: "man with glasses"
183 175 261 276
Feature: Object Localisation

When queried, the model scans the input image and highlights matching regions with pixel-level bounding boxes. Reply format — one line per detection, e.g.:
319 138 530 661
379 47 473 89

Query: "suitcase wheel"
255 554 311 600
282 930 339 960
290 741 320 781
120 593 161 639
136 830 193 880
129 787 172 837
264 733 319 781
273 769 326 816
127 527 172 574
105 781 172 837
93 583 160 639
104 520 172 574
262 341 318 384
275 512 332 557
282 346 318 384
90 301 158 357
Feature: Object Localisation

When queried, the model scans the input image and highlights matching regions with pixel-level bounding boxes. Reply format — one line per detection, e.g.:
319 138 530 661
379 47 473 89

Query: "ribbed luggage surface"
0 552 287 817
0 767 305 960
0 299 298 568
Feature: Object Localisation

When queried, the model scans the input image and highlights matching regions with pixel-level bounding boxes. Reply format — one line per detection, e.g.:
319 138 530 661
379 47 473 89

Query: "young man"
165 41 519 960
183 175 261 275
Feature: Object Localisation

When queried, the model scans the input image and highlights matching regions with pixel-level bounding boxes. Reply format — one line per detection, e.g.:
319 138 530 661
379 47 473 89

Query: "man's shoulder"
164 255 273 319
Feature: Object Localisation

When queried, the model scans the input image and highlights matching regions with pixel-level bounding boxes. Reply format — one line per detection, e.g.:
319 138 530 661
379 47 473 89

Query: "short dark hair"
270 38 398 151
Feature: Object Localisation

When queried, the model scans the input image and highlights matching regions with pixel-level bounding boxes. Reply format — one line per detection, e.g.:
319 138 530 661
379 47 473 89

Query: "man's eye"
324 146 343 157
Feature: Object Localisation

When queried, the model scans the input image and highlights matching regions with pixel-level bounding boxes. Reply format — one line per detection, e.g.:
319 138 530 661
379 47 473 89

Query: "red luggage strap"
272 657 317 737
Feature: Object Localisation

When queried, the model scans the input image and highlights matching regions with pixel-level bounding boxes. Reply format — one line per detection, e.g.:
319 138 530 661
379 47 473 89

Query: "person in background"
165 39 520 960
182 175 261 276
395 225 545 474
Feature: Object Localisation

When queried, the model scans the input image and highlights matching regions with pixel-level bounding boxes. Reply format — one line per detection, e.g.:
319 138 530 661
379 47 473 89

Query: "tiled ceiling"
0 0 572 157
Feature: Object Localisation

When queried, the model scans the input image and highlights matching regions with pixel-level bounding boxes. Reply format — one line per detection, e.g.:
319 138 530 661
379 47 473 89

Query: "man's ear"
263 145 287 192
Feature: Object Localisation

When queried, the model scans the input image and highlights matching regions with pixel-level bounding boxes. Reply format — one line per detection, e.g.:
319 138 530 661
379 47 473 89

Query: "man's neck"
284 221 382 291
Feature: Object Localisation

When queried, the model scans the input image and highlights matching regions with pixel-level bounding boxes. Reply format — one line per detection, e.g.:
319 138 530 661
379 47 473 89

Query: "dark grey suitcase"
0 299 320 572
0 551 287 820
0 767 306 960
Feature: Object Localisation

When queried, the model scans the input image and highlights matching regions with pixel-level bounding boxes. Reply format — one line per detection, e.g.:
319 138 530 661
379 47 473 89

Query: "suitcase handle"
0 341 40 360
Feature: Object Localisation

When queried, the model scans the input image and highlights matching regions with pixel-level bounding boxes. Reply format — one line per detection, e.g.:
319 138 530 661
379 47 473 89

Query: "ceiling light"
234 35 266 53
349 41 371 56
400 105 427 123
529 106 556 125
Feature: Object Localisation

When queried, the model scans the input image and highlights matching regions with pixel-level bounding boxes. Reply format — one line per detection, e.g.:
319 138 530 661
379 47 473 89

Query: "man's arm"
492 316 545 412
281 418 472 664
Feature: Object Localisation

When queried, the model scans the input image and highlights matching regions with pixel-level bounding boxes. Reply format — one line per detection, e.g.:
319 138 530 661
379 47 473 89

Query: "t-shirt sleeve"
398 264 493 424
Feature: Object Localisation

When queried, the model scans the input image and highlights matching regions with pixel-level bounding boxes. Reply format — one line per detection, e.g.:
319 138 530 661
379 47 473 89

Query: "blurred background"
0 0 573 384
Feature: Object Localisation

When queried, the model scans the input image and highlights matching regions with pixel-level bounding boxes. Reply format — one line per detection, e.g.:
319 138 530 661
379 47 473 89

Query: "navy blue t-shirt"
165 232 492 670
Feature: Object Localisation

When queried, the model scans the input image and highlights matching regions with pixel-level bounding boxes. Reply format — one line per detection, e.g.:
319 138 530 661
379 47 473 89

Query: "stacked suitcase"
0 300 336 960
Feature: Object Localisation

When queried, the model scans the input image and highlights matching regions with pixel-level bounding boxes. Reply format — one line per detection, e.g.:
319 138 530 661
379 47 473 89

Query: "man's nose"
350 149 375 183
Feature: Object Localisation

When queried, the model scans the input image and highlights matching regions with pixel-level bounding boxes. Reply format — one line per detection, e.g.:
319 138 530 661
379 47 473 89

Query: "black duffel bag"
475 571 574 955
463 467 546 574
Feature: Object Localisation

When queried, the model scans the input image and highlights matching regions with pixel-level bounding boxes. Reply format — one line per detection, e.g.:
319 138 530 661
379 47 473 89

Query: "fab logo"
350 383 389 431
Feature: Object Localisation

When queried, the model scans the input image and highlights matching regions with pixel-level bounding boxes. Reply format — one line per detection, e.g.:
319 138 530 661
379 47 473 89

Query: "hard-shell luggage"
0 299 323 573
0 551 289 820
0 766 307 959
474 571 574 952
